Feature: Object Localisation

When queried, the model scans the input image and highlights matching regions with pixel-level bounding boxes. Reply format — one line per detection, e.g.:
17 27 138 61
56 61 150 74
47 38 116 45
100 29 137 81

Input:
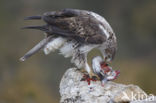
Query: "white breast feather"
60 42 85 68
79 45 97 54
43 37 66 55
59 42 74 58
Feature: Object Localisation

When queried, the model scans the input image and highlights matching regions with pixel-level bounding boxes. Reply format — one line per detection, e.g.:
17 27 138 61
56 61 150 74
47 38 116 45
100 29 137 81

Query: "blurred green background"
0 0 156 103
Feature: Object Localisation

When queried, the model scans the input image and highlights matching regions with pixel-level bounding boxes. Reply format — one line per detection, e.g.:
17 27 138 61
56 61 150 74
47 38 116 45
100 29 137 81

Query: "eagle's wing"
21 9 109 61
24 9 107 44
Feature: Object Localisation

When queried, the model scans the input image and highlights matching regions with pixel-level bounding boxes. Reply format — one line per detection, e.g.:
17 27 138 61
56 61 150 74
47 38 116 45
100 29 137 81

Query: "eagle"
20 8 117 79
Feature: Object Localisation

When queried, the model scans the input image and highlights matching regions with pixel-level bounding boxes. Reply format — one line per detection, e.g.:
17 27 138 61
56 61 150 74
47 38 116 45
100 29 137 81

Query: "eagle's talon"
91 76 98 81
81 73 99 85
80 74 89 81
89 72 100 80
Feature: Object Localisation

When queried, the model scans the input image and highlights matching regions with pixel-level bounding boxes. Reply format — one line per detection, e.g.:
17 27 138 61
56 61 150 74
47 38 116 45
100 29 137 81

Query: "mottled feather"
20 9 117 76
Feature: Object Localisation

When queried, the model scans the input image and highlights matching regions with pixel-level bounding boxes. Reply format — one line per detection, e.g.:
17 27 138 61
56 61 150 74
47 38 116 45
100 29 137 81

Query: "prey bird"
20 8 117 79
92 56 120 86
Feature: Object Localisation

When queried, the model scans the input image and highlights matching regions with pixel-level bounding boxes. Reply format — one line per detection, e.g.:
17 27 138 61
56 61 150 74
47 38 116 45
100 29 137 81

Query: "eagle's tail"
23 13 75 37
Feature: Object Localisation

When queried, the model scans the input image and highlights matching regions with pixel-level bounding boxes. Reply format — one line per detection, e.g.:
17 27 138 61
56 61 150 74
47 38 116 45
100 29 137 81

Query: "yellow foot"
79 68 87 73
81 72 100 85
89 72 100 80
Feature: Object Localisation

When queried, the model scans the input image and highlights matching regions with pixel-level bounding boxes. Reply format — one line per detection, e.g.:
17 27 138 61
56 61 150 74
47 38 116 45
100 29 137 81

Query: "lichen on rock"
60 68 156 103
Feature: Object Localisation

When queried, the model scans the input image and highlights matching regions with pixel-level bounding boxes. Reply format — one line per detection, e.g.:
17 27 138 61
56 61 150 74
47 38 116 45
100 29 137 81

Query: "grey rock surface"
60 68 156 103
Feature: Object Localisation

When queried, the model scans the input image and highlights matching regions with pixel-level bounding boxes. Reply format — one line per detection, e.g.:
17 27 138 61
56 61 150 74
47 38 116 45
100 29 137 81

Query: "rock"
59 68 156 103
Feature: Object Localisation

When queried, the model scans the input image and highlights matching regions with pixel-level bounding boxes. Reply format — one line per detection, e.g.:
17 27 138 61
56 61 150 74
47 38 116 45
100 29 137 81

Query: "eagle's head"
100 46 117 63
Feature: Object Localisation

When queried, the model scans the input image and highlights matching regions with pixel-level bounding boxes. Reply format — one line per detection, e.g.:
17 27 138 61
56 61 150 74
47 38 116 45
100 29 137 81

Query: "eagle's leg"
79 52 100 83
79 68 99 80
85 62 100 80
79 68 87 73
80 68 99 80
89 71 100 80
80 67 100 85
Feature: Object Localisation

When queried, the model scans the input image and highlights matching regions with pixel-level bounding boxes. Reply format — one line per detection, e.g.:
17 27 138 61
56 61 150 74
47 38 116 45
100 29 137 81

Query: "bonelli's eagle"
20 9 117 78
